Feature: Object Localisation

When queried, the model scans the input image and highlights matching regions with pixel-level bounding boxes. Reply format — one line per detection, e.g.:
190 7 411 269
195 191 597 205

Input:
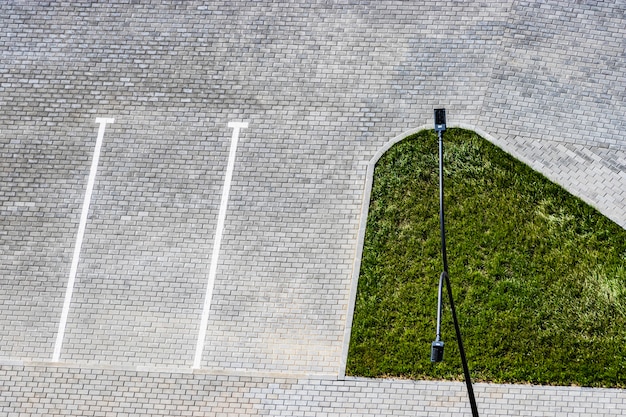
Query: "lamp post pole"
431 109 480 417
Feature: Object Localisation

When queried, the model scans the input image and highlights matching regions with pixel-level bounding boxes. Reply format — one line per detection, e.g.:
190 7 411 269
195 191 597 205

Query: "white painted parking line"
193 121 248 369
52 117 114 362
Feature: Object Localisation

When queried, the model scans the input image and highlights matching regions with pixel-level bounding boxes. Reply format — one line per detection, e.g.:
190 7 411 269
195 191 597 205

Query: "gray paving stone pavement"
1 1 625 415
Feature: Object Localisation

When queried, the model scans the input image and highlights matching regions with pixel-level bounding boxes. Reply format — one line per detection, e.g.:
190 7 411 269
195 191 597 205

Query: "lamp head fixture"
434 108 446 133
431 340 444 363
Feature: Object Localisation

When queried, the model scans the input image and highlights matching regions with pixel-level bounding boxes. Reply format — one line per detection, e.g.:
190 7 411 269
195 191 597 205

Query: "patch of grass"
346 128 626 387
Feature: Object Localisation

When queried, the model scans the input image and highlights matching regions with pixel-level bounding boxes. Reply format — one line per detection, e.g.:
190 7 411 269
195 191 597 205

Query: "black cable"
444 272 480 417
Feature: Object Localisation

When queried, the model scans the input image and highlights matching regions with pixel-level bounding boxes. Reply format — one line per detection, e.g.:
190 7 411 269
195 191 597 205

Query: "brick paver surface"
1 1 625 415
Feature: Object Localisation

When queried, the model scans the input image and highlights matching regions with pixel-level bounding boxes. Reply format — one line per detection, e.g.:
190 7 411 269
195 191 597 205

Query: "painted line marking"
193 121 248 369
52 117 114 362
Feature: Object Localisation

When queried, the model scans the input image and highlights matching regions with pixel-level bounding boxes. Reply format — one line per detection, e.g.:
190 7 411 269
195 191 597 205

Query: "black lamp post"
431 108 480 417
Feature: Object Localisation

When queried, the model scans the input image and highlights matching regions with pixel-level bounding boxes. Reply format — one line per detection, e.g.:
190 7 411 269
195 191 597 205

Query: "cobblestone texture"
0 363 625 417
1 0 625 415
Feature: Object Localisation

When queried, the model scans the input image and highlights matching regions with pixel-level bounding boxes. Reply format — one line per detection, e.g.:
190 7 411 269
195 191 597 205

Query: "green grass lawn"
346 128 626 387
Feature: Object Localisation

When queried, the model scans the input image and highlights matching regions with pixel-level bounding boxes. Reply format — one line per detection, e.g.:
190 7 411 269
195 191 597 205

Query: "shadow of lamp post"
431 108 480 417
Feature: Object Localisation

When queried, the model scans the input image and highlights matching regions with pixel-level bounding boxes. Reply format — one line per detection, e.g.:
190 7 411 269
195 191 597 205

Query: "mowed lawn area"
347 129 626 388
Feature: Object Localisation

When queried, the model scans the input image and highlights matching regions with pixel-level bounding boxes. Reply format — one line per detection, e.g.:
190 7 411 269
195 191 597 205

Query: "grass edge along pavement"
346 128 626 388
